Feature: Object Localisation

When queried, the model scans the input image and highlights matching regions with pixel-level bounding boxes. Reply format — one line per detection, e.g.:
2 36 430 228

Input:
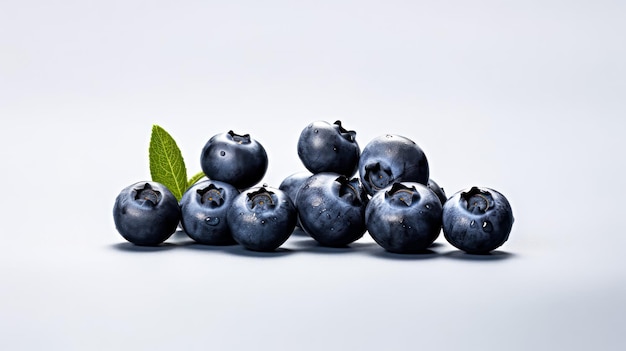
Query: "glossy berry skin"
427 179 447 205
226 186 297 251
180 180 239 245
113 181 181 246
278 171 311 228
296 172 368 247
297 120 360 177
366 182 443 253
358 134 429 197
442 186 514 254
200 131 268 189
278 171 311 205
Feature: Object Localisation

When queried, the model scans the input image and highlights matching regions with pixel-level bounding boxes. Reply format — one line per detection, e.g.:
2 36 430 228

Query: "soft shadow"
370 248 441 260
429 242 444 249
444 250 515 261
287 237 378 254
176 238 294 257
111 230 194 251
224 245 294 258
111 242 179 252
178 241 239 252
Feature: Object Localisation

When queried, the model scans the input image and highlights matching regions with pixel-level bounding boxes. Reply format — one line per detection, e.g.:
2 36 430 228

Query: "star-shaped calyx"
333 120 357 143
461 187 494 214
134 183 162 207
384 183 419 207
364 162 393 191
197 184 225 208
228 130 251 145
246 187 275 211
336 176 366 206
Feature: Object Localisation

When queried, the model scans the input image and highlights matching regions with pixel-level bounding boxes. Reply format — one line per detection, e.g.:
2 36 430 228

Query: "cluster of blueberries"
113 120 514 254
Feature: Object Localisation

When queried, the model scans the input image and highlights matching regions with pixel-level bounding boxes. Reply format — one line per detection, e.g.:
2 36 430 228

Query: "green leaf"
187 171 207 188
149 125 187 201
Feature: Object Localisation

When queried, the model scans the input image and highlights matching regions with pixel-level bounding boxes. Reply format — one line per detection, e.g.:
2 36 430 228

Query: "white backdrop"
1 1 625 350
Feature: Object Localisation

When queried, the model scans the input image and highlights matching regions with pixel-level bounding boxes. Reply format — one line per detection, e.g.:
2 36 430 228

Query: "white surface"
1 1 625 350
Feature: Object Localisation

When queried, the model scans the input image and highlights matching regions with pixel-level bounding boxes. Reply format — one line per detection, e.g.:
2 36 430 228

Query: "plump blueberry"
366 182 443 253
296 172 368 247
226 186 297 251
442 186 514 254
180 179 240 245
278 171 311 205
278 171 312 228
113 181 181 246
200 130 268 189
297 120 361 177
358 134 429 196
427 179 447 205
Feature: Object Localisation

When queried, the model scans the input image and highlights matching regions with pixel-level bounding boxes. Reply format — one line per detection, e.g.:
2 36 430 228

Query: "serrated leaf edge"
149 125 187 201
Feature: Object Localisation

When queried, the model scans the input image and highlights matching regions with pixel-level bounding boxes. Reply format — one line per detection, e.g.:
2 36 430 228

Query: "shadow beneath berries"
178 241 238 251
444 250 515 261
428 242 445 249
224 245 294 258
111 242 179 252
286 237 378 254
370 246 441 261
177 240 293 257
369 248 441 260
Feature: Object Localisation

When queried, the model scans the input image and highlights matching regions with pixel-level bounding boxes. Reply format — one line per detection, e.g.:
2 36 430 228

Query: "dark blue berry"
113 181 181 246
442 186 514 254
226 186 297 251
366 182 442 253
278 171 312 229
427 178 447 205
297 120 360 177
180 179 239 245
358 134 429 196
200 130 268 189
296 172 368 247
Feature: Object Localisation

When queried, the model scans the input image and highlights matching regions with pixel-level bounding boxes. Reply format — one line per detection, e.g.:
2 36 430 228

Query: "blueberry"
113 181 181 246
200 130 268 189
358 134 429 196
226 186 297 251
296 172 368 247
427 178 447 205
278 171 312 228
297 120 361 177
442 186 514 254
278 171 311 205
366 182 442 253
179 179 240 245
